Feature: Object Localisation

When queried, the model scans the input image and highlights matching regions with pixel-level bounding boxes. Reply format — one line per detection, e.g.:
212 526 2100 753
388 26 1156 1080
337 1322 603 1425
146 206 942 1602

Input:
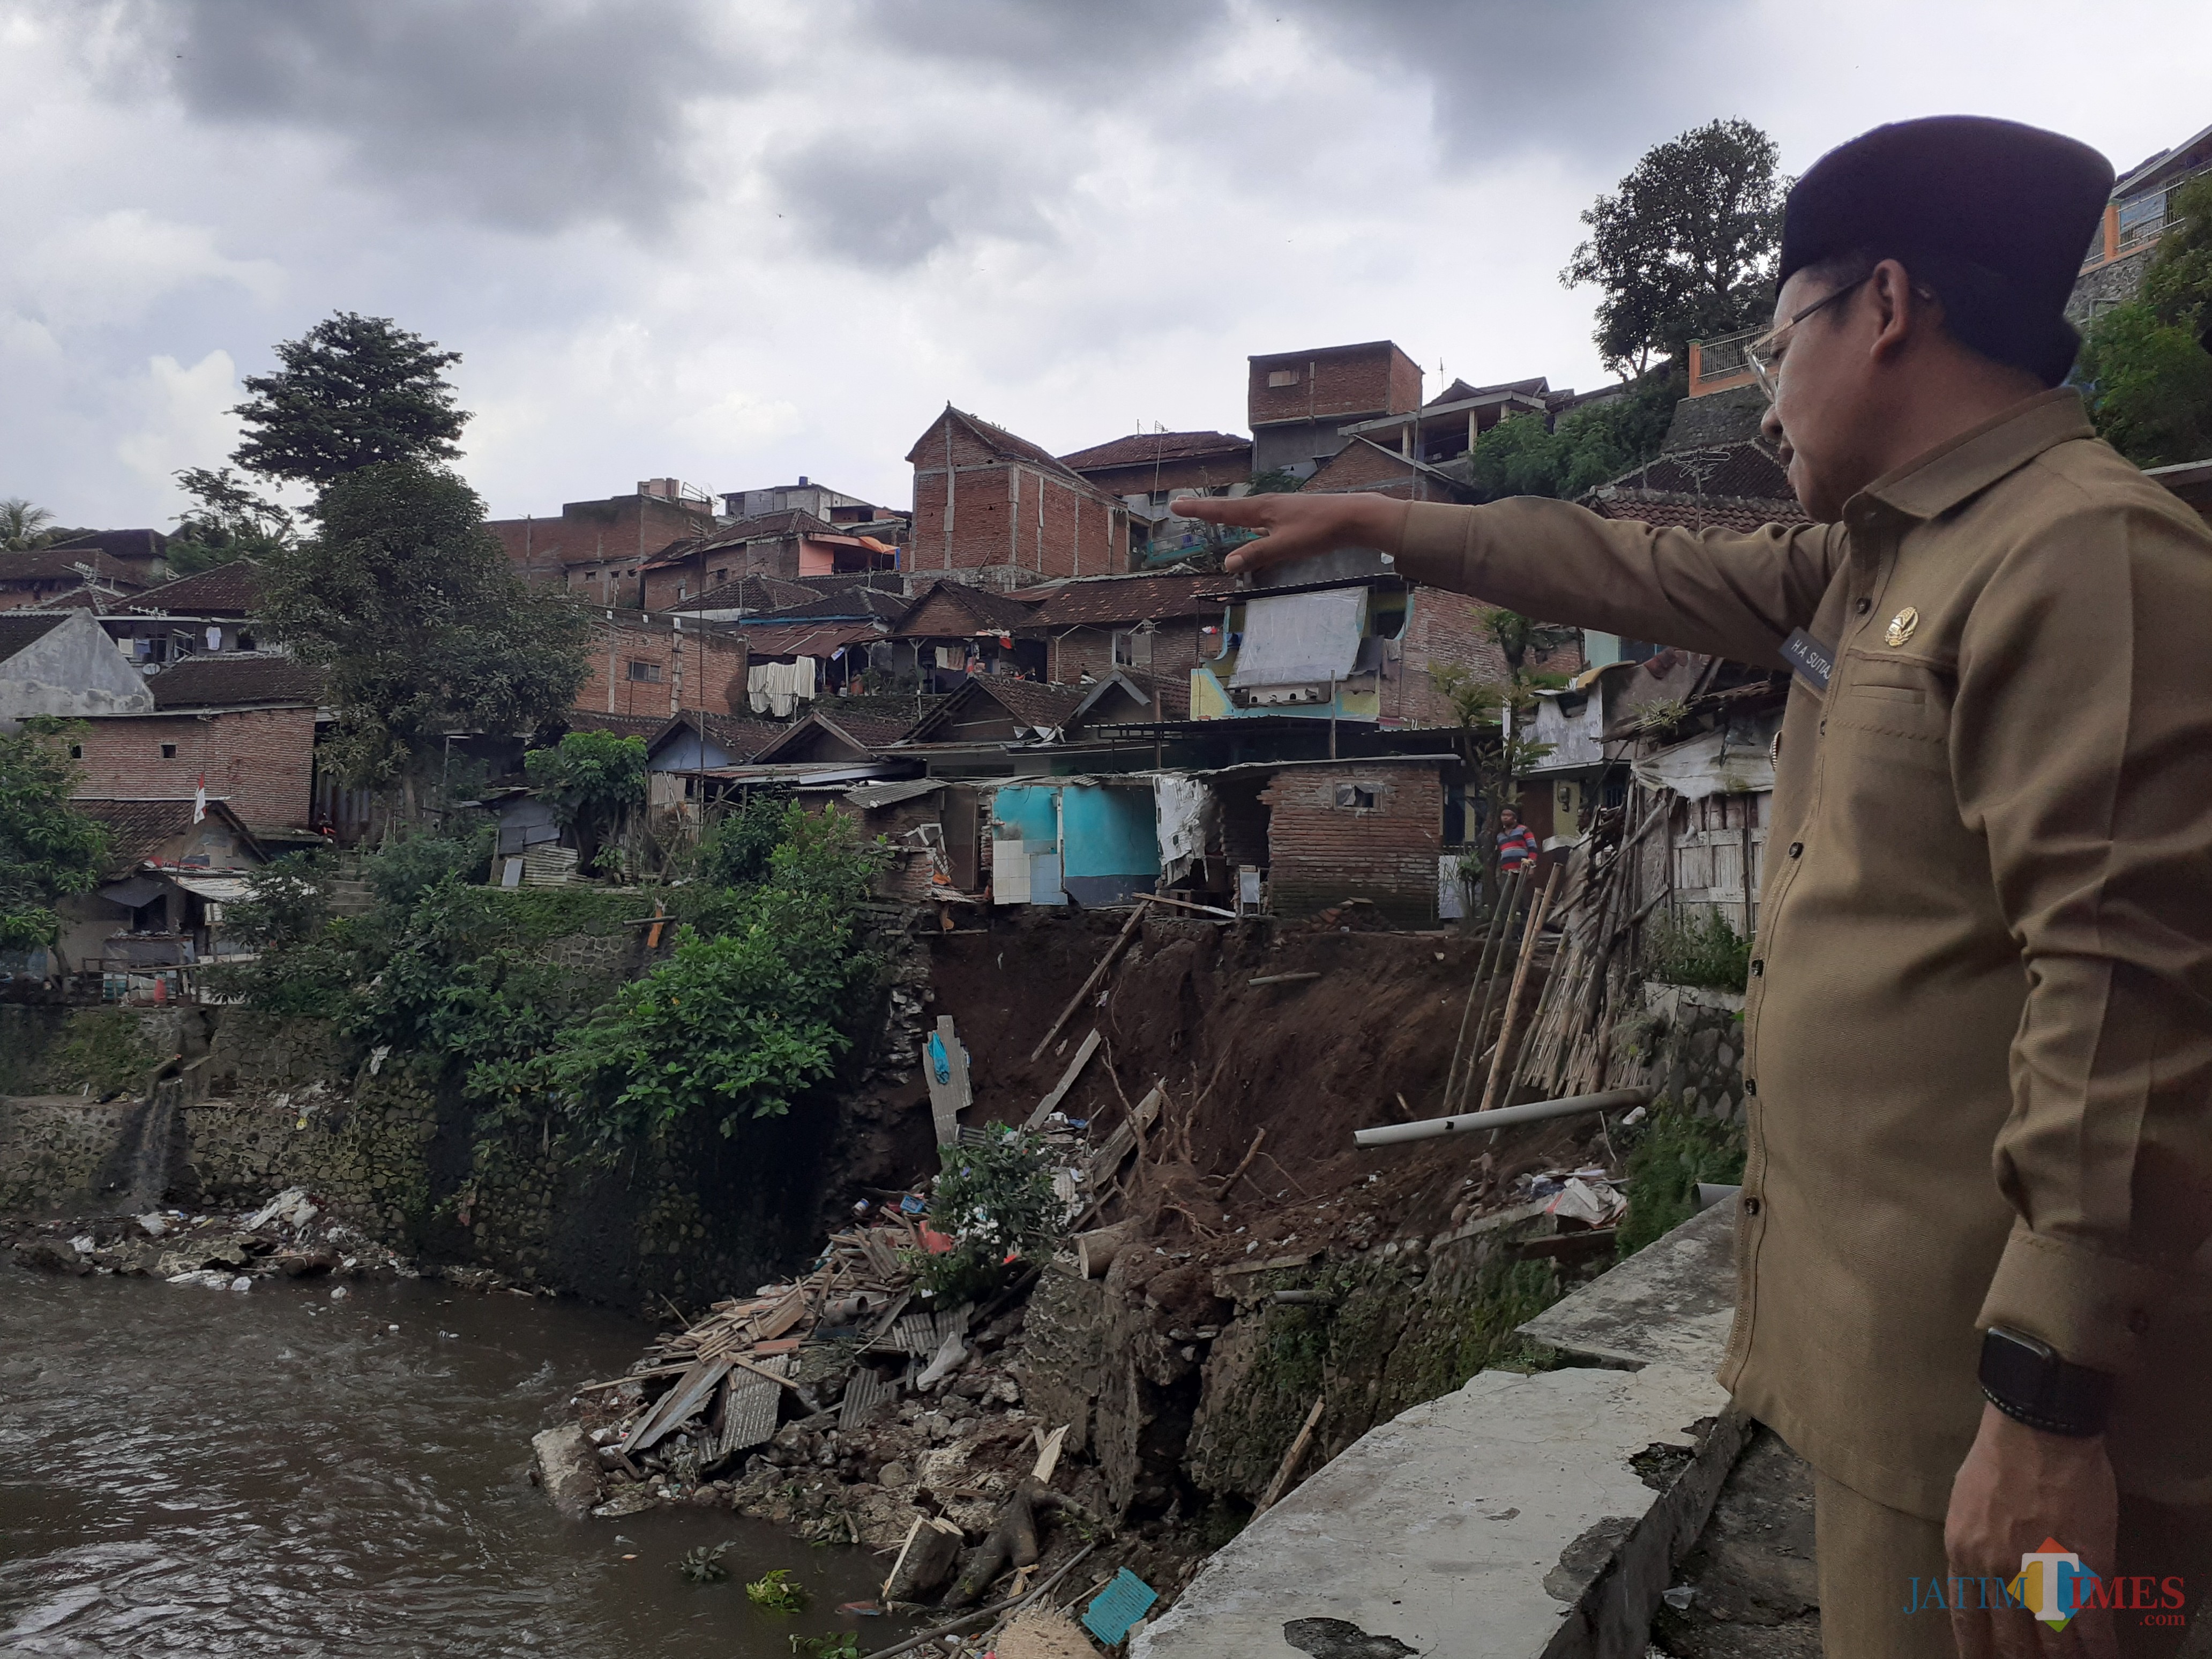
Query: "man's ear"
1867 259 1924 364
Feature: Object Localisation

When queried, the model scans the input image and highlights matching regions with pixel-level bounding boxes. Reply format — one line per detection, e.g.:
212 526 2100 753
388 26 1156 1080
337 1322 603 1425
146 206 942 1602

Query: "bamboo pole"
1478 863 1562 1114
1030 899 1152 1062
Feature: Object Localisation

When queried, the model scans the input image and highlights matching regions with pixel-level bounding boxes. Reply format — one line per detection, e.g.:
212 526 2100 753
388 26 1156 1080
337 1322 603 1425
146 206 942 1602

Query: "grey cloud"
97 0 734 233
767 126 1073 269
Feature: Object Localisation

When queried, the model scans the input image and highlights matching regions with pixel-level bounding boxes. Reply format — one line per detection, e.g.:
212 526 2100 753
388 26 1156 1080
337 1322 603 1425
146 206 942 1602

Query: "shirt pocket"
1827 651 1953 760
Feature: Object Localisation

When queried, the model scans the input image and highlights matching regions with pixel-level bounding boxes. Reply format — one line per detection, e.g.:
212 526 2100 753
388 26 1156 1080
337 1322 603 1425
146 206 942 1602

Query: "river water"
0 1268 900 1656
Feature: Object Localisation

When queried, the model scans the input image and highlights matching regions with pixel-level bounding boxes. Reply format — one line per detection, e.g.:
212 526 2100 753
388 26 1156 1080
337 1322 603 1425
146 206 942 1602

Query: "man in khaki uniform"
1178 117 2212 1658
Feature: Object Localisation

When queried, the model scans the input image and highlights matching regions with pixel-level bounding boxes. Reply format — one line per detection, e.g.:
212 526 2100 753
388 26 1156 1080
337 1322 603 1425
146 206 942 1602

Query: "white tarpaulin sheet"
1630 726 1775 802
1154 774 1208 887
1229 588 1366 688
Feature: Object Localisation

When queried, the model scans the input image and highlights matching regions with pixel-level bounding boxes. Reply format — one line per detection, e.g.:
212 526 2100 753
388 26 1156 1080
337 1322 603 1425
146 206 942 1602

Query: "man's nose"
1760 400 1787 449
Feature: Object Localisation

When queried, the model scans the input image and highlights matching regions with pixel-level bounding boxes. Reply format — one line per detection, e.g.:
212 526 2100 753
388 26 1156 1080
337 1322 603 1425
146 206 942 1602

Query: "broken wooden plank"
922 1014 973 1147
1086 1082 1165 1189
751 1288 808 1342
1031 1423 1068 1484
1254 1394 1326 1513
1144 892 1237 919
1026 1028 1101 1129
1030 899 1152 1062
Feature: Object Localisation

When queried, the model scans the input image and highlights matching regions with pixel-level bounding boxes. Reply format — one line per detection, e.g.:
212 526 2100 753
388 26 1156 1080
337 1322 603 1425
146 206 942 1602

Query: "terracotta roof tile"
0 548 157 587
648 712 786 760
1058 430 1252 471
891 580 1044 637
1019 572 1225 628
123 558 264 616
673 574 821 614
72 796 260 872
1586 492 1809 533
1598 438 1795 502
734 619 883 657
147 654 323 708
0 612 68 659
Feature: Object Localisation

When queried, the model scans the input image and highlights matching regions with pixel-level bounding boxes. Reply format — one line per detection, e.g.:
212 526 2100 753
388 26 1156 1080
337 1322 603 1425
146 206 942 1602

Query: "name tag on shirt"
1780 627 1834 692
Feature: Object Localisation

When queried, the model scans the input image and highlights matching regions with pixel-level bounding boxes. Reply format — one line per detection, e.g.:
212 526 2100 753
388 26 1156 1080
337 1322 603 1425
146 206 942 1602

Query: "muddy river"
0 1268 901 1656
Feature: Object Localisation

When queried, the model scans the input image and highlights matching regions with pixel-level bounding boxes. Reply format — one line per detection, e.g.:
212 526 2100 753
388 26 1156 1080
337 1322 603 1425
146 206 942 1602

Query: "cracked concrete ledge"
1135 1201 1746 1659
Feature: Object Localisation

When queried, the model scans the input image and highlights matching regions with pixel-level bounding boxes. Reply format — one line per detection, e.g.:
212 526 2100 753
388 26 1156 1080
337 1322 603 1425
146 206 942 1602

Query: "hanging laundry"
935 645 965 670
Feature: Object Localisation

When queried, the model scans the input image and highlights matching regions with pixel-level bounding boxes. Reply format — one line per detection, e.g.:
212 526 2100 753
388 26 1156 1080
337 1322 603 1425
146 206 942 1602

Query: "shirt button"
1855 597 1872 616
1750 959 1764 976
1744 1197 1763 1216
1788 842 1803 858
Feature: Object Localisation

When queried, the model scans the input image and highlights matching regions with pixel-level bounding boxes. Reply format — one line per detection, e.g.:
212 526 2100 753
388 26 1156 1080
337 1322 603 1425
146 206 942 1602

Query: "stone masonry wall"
1635 982 1748 1123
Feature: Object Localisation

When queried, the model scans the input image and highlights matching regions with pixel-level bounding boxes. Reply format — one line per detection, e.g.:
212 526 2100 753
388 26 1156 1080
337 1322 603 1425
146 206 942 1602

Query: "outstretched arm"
1173 491 1841 669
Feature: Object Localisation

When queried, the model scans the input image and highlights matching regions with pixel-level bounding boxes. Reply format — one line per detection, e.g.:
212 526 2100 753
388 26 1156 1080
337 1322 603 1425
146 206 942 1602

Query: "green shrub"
1641 910 1751 991
363 828 492 907
745 1568 807 1612
46 1010 160 1097
915 1130 1067 1305
1617 1097 1746 1254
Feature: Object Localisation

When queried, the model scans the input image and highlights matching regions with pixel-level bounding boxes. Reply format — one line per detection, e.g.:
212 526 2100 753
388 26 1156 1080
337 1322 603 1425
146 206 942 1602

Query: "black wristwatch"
1979 1326 2115 1438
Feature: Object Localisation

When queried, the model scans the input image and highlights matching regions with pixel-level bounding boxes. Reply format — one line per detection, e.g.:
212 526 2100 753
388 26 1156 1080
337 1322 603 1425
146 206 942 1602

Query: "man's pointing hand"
1170 491 1407 577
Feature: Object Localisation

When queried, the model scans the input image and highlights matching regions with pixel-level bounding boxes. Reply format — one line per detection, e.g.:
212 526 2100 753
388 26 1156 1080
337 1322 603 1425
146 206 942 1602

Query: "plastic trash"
926 1030 951 1083
1082 1568 1159 1645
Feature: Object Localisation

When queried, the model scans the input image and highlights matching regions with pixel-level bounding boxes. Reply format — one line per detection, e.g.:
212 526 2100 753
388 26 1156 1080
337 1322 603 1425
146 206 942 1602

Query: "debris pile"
4 1187 520 1292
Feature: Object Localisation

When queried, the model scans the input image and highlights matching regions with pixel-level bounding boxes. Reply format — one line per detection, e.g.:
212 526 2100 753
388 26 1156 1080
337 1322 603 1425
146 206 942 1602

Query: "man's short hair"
1799 245 2083 387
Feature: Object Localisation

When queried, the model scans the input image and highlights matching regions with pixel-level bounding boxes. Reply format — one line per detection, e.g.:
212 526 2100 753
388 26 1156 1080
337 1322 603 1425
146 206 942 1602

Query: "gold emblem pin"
1885 606 1919 648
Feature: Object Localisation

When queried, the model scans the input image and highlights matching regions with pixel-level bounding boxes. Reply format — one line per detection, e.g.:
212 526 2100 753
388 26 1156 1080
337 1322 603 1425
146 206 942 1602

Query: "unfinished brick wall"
1260 761 1442 925
73 706 315 828
1045 619 1209 711
1247 342 1422 430
488 494 714 589
909 416 1129 586
1389 586 1513 727
574 615 749 720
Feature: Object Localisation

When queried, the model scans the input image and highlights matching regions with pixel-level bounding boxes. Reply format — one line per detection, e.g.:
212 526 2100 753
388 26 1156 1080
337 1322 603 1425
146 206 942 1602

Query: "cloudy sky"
4 0 2207 529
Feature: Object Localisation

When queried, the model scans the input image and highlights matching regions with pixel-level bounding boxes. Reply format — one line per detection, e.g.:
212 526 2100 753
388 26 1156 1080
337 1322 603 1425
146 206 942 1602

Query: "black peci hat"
1779 116 2114 385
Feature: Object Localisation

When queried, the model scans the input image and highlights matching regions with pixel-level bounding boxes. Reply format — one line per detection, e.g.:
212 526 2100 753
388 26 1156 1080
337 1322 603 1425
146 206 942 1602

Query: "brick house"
906 406 1132 588
652 510 899 601
890 579 1047 690
574 610 750 722
1253 756 1447 924
1058 430 1254 509
1247 340 1423 480
486 486 717 602
72 654 322 831
1017 572 1225 719
1298 437 1481 503
106 559 267 662
0 537 167 611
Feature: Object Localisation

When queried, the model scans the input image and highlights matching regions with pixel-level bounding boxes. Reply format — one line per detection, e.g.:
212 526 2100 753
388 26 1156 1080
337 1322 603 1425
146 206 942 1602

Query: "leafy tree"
519 806 885 1156
524 731 647 876
231 311 468 486
259 460 588 808
1 498 58 552
2079 175 2212 468
0 720 111 951
1563 119 1787 376
166 467 295 575
1463 371 1684 503
1247 466 1306 494
916 1130 1067 1305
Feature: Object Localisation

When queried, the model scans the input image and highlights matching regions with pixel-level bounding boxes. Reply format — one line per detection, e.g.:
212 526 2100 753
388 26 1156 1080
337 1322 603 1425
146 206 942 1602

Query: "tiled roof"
1586 492 1809 533
1059 430 1252 471
73 796 260 873
147 654 324 708
753 587 909 623
0 548 156 587
911 676 1088 742
813 708 916 748
1423 376 1548 407
29 587 112 611
1019 571 1226 628
124 558 264 616
1599 438 1793 502
698 509 841 550
735 619 883 657
910 407 1116 500
672 574 821 614
892 579 1044 637
0 611 68 659
46 529 168 561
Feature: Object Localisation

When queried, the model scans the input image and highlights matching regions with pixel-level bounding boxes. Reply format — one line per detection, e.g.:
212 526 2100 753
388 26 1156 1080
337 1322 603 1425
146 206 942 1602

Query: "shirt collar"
1850 388 2095 525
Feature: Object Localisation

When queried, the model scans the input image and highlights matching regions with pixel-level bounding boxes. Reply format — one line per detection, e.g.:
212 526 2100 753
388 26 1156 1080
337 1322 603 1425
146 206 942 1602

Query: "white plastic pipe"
1353 1087 1651 1148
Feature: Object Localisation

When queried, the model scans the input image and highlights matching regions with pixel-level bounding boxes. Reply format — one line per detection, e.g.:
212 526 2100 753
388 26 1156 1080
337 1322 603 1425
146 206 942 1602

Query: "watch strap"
1979 1325 2114 1438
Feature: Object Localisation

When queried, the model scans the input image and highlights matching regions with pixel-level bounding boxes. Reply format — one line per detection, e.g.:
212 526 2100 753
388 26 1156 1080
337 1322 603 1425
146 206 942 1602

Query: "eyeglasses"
1743 272 1873 401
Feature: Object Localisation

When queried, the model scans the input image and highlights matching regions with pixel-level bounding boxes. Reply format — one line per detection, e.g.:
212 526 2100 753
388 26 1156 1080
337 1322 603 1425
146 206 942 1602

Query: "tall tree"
166 466 297 575
1563 118 1787 376
2079 175 2212 468
231 312 468 486
0 720 111 951
260 461 587 806
1 498 58 552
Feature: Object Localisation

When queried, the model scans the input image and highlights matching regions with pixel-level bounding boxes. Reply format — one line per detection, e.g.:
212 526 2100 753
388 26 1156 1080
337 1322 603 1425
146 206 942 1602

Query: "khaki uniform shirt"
1393 391 2212 1520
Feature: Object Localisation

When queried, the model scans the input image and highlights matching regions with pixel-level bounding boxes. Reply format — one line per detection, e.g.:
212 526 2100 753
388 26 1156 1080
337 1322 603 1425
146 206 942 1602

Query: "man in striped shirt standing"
1495 806 1540 878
